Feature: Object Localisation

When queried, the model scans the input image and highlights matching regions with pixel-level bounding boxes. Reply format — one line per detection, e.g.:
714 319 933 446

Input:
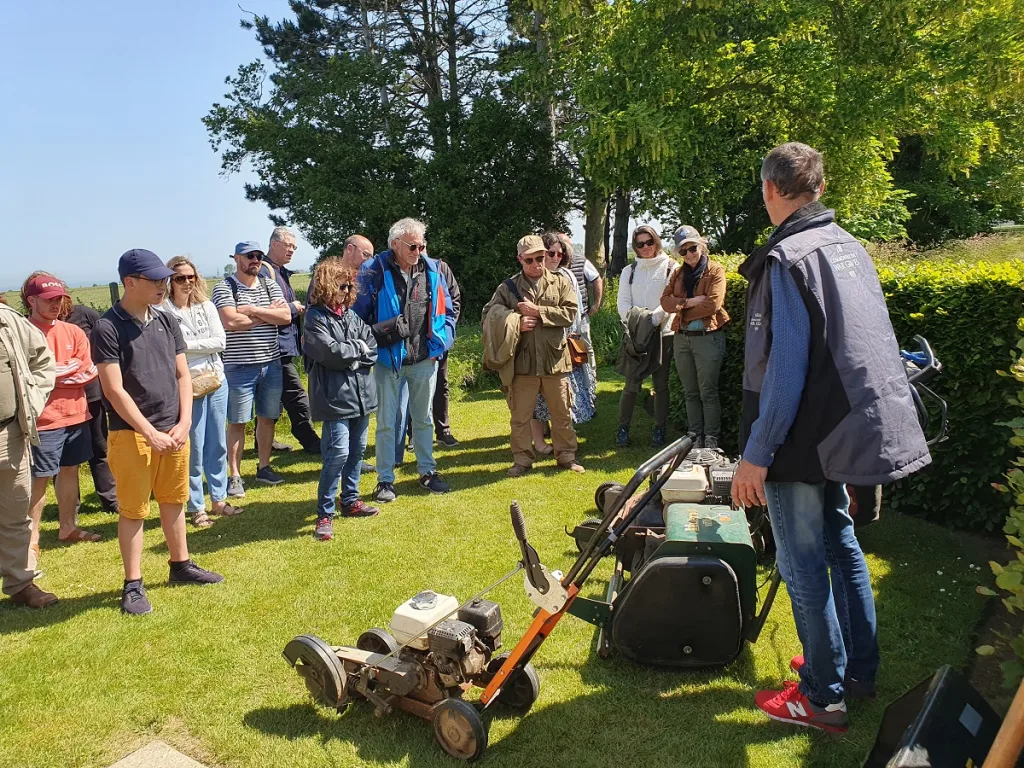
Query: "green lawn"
0 367 991 768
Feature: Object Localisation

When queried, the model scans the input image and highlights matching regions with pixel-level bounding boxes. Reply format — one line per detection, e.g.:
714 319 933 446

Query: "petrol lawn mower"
281 335 946 761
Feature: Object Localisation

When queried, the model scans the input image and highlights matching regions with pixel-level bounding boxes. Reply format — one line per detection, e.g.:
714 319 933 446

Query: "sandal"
59 528 101 544
191 510 214 529
210 502 244 517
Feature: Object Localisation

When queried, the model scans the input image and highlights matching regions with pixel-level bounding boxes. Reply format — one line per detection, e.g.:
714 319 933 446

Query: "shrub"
599 257 1024 530
981 317 1024 686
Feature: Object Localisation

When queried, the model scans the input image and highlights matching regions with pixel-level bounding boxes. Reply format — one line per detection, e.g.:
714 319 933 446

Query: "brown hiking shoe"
10 582 58 609
559 461 585 474
507 464 530 478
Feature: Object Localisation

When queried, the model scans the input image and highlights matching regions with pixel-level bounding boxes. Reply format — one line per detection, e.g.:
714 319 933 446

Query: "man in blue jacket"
352 217 456 502
732 142 930 733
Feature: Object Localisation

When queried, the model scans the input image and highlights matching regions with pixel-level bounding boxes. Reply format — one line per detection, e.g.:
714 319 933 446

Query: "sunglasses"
172 275 196 284
241 252 264 261
680 244 700 255
399 240 427 253
521 254 544 265
545 249 562 259
338 283 354 292
635 238 655 248
128 274 169 286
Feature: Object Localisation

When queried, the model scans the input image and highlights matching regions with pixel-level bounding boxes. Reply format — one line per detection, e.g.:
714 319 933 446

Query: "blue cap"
118 249 175 281
672 225 702 252
234 241 264 256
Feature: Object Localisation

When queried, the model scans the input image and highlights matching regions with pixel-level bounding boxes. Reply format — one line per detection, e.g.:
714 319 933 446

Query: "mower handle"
563 434 696 586
901 334 941 385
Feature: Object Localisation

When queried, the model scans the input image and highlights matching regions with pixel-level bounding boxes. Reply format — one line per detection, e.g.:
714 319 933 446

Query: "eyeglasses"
128 274 169 286
521 254 543 265
172 275 196 284
635 239 655 249
680 245 700 255
241 252 264 261
399 240 426 253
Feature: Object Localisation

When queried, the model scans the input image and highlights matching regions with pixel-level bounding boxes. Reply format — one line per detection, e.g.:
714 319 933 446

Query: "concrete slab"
108 740 208 768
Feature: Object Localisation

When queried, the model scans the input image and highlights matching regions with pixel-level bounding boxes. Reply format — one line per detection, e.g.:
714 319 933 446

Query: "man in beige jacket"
482 235 584 477
0 300 57 608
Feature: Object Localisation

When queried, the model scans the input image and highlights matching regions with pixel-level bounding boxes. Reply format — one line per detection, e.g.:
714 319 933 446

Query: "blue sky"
0 0 314 290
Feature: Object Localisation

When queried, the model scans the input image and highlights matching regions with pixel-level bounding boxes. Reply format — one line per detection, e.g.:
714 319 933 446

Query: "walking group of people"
0 142 933 737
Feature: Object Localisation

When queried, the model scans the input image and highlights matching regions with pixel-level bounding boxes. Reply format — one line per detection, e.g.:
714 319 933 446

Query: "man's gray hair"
760 142 824 200
388 218 427 245
269 226 295 244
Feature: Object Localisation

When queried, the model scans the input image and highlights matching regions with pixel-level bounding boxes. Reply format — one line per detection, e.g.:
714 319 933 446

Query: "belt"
683 328 722 337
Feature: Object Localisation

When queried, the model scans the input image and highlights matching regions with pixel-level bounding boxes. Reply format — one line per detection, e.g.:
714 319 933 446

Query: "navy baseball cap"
234 241 264 256
118 249 175 281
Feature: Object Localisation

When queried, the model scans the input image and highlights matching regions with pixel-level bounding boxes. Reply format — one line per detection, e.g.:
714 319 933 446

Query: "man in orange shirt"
21 274 100 553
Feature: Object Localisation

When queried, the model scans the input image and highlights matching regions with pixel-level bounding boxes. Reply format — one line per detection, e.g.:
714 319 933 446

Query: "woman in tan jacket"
660 225 729 449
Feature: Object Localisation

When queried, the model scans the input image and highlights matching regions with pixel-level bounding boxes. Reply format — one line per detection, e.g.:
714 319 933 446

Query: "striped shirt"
212 275 285 366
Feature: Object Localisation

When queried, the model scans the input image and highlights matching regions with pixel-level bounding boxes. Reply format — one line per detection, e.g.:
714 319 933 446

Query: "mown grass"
0 363 993 768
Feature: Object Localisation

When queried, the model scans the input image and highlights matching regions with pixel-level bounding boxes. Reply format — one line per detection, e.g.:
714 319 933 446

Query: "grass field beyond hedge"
0 365 993 768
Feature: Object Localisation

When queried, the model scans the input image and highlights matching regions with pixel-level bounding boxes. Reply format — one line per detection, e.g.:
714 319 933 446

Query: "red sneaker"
754 681 849 733
791 655 877 700
340 499 380 518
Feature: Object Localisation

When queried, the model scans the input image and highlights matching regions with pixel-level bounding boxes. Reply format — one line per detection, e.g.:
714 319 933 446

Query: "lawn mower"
281 335 947 761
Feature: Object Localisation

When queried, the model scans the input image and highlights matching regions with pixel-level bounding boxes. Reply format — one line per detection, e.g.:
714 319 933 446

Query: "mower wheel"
594 482 624 514
433 698 488 761
572 517 603 552
356 628 399 656
282 634 349 709
486 654 541 712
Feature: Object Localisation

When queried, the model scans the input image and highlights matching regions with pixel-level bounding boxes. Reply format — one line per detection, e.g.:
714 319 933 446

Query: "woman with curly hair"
304 257 380 541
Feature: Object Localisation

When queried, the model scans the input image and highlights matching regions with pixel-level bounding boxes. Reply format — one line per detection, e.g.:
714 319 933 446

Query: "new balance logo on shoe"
786 701 807 718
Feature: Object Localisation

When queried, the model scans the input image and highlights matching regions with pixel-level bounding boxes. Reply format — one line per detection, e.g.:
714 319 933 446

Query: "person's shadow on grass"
0 588 122 634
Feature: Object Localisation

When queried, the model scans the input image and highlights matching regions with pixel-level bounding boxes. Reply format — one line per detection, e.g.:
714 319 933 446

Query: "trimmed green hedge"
593 258 1024 531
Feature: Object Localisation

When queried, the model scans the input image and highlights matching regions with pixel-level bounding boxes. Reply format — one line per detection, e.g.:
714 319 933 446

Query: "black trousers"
432 352 451 438
280 354 320 451
86 398 117 510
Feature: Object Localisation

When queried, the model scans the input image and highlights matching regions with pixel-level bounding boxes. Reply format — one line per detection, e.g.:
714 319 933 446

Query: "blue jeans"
189 381 229 512
765 480 879 705
374 359 437 483
317 414 370 518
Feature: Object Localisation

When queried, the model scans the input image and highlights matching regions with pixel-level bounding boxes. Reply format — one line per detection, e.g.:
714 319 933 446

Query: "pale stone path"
108 741 209 768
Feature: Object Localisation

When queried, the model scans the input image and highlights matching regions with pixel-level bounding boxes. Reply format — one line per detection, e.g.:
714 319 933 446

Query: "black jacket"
303 305 378 421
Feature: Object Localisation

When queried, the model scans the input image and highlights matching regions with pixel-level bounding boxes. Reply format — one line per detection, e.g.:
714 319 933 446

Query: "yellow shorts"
108 430 190 520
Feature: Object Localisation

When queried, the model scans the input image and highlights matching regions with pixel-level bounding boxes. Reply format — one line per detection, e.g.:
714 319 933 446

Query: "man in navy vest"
352 218 456 503
732 142 930 733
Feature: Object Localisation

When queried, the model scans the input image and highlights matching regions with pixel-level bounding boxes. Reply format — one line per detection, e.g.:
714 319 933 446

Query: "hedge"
591 258 1024 531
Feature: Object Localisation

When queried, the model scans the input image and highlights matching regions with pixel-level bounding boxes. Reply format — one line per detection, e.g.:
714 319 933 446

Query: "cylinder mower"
281 336 947 761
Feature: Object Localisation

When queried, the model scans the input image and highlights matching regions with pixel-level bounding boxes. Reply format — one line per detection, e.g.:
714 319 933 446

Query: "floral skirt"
534 364 597 424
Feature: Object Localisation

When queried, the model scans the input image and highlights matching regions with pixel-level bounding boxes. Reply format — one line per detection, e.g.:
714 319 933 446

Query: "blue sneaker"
651 426 667 447
615 426 630 447
255 465 285 486
121 579 152 615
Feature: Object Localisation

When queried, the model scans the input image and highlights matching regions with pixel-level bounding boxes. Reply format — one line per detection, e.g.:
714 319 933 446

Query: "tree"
205 0 571 315
223 263 234 278
525 0 1024 250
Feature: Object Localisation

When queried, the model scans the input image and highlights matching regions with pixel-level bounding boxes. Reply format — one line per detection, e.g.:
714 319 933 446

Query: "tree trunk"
584 182 608 271
609 186 630 277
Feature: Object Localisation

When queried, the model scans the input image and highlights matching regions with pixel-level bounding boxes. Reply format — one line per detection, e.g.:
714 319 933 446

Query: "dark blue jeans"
317 414 371 519
765 480 879 705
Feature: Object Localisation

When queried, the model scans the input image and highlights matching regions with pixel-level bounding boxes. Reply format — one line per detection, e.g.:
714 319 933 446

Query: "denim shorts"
225 360 283 424
31 422 93 478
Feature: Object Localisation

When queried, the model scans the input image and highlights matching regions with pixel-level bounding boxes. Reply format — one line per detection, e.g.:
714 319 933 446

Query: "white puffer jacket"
617 254 677 336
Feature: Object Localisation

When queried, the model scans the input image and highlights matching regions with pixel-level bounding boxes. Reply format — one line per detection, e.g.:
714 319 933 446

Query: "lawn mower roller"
281 433 700 761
